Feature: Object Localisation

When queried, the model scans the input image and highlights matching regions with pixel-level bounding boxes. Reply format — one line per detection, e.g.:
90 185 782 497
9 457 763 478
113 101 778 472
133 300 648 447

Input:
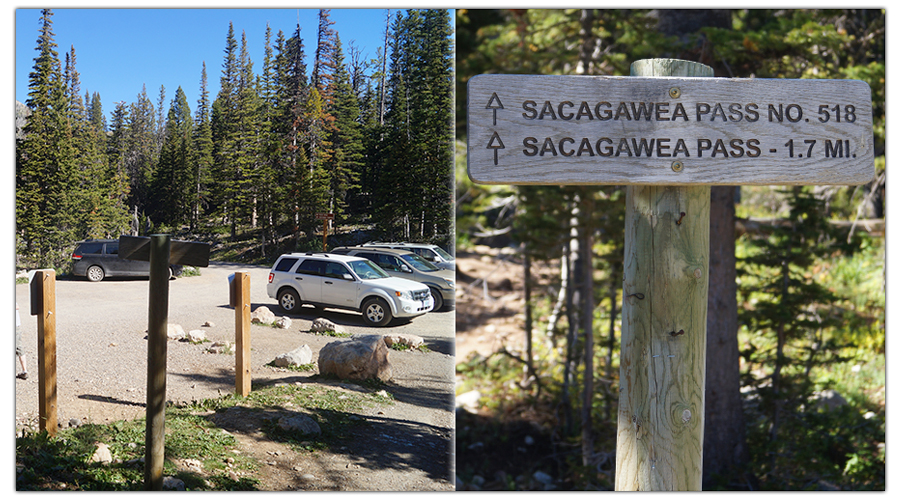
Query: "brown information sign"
467 74 875 185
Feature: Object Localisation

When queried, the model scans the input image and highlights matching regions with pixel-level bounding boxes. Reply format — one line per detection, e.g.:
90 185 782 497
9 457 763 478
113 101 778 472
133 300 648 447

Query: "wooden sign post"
29 270 58 436
119 234 210 491
466 59 874 490
316 212 334 251
230 272 252 397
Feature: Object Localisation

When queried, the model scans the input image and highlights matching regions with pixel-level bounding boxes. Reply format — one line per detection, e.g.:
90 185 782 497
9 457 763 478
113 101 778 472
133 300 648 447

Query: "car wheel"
362 298 392 327
86 265 105 282
278 288 301 314
168 267 175 280
429 287 444 311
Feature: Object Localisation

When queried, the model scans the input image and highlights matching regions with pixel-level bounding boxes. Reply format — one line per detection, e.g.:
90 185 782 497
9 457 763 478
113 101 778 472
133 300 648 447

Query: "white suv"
266 252 434 327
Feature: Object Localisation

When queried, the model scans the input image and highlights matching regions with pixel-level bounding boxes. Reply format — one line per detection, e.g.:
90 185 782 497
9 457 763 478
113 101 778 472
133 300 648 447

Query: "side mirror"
401 264 412 273
342 273 354 281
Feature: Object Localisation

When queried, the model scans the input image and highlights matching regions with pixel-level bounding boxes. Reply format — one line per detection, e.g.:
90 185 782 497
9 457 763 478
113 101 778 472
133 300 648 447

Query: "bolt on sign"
468 74 874 186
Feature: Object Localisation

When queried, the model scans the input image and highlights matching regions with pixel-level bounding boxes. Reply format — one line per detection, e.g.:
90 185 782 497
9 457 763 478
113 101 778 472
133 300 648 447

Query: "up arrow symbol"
487 131 505 166
485 92 504 126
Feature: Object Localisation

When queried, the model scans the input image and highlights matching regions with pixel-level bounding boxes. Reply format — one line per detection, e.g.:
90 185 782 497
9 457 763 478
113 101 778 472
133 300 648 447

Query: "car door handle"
324 281 333 285
294 277 303 280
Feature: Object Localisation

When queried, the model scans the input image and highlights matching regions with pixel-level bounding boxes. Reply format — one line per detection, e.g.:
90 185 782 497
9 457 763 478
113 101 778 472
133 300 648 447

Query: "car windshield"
349 260 391 279
432 246 453 261
401 253 440 272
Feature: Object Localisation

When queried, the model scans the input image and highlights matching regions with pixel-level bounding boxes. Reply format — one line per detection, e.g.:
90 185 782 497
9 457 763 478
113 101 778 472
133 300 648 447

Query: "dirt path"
14 262 454 491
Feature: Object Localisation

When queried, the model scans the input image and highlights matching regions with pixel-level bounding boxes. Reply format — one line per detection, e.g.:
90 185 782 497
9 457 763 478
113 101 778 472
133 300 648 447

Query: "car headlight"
443 278 455 289
395 290 412 300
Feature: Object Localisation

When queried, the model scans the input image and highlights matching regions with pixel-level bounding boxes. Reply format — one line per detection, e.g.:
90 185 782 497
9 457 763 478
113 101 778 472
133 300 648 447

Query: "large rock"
273 345 313 367
251 306 276 325
318 335 392 381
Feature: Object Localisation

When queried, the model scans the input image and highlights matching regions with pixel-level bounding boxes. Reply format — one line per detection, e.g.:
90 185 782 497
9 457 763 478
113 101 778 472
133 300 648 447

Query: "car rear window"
105 242 119 255
274 257 299 272
76 242 104 255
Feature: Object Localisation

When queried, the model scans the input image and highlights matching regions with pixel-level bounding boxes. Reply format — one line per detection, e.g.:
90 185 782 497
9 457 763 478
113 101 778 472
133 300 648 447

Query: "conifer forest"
16 8 454 270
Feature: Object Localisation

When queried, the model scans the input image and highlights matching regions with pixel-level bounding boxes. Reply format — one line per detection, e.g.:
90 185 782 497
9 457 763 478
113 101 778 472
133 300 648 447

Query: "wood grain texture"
235 272 252 397
616 59 711 491
467 71 874 186
36 270 58 436
617 185 710 490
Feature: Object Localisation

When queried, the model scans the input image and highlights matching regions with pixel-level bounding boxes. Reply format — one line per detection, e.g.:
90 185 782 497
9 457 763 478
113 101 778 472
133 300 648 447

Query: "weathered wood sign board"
467 74 874 185
119 235 211 267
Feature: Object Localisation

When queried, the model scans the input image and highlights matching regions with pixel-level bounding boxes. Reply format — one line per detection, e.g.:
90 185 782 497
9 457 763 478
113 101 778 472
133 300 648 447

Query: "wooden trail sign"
466 58 875 491
468 73 874 186
118 235 210 490
119 235 211 267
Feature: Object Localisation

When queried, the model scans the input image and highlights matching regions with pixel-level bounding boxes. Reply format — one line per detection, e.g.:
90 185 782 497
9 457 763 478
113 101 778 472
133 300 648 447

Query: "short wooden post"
35 270 57 436
145 234 170 491
234 272 251 397
615 59 712 491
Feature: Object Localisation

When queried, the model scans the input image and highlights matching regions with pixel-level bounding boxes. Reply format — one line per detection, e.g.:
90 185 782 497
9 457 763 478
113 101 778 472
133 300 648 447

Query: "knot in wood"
681 409 692 424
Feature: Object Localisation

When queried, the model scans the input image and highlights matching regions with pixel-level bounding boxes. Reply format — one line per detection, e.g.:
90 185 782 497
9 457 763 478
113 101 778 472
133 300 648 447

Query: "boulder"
311 317 347 334
318 335 392 381
273 345 313 367
251 306 276 325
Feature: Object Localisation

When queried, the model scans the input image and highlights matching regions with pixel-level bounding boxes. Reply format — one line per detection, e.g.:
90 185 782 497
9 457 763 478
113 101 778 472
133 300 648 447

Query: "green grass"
16 380 395 491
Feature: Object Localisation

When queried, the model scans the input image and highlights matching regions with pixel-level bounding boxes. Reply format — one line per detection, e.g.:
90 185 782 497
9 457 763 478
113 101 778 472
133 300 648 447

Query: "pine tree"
16 8 78 267
151 86 194 227
191 62 213 231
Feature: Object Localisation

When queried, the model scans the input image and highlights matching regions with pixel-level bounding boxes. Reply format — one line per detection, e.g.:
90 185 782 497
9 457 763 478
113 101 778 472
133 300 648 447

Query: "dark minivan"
72 239 182 282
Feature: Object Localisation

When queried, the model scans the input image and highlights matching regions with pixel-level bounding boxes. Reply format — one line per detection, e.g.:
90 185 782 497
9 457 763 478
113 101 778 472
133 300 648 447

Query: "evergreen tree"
191 62 214 231
151 86 194 227
125 85 158 224
16 8 78 267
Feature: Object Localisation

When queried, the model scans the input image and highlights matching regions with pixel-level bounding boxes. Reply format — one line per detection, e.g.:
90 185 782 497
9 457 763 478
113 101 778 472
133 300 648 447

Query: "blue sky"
15 7 397 118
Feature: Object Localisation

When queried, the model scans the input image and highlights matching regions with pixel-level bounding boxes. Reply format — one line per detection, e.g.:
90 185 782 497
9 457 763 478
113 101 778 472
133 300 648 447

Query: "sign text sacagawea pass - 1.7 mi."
467 74 874 185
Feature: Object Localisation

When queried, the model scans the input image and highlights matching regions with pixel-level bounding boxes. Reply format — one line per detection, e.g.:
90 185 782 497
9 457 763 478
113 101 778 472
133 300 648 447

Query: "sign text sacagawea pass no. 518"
467 74 874 186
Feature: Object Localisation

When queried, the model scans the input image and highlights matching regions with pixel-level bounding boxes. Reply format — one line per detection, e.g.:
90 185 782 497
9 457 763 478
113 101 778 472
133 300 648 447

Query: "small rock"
186 330 206 343
273 345 313 367
90 443 112 464
163 476 186 491
68 418 83 428
167 324 185 340
202 321 215 328
251 306 276 324
311 317 347 334
275 317 292 329
383 333 424 349
278 414 322 436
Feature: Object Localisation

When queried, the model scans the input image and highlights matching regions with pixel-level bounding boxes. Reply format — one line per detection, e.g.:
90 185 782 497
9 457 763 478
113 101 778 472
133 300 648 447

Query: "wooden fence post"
35 270 57 436
615 59 712 491
145 234 170 491
234 272 251 397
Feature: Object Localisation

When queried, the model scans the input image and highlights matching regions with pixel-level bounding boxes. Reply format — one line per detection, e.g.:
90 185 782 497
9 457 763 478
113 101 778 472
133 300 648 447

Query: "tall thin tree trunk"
581 193 595 467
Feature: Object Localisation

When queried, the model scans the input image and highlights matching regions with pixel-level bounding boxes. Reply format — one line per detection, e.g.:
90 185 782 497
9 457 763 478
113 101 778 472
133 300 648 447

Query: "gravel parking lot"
14 261 455 433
